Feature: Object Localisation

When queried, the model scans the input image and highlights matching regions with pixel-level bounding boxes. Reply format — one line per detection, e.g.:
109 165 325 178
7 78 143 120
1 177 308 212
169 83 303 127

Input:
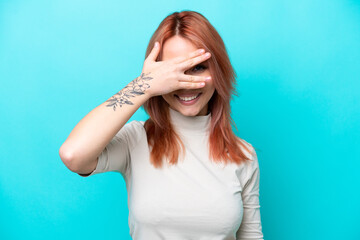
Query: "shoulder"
236 137 259 170
121 120 145 133
235 138 262 190
116 120 146 150
236 137 256 159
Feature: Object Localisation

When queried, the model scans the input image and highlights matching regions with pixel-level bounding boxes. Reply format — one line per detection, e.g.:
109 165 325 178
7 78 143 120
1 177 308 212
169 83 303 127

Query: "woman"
59 10 264 240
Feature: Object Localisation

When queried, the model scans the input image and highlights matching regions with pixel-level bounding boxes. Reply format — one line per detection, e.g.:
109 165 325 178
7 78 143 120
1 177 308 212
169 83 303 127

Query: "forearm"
59 74 152 172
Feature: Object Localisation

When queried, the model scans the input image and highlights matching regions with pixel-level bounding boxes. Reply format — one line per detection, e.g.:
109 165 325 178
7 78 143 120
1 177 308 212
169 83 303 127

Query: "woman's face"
161 36 215 116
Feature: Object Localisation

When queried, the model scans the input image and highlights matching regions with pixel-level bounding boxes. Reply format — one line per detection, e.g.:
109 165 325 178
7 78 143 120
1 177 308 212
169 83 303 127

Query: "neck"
168 107 211 136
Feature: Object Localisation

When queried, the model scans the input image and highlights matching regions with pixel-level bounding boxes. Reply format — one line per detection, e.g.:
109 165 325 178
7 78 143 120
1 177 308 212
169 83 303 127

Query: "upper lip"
175 92 202 98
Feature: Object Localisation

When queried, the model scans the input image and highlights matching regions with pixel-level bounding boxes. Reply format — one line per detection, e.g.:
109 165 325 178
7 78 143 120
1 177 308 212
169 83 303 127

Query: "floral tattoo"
105 72 153 111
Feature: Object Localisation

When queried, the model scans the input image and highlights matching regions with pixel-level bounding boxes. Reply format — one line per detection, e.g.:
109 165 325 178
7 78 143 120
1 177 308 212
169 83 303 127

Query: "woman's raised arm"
59 41 211 175
59 77 152 175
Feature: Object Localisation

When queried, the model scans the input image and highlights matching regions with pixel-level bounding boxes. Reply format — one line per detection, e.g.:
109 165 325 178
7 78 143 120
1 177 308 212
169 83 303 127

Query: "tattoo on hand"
105 72 153 111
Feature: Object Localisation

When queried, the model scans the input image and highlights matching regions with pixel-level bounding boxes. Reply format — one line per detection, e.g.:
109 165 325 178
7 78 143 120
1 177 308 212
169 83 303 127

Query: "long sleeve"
236 147 264 239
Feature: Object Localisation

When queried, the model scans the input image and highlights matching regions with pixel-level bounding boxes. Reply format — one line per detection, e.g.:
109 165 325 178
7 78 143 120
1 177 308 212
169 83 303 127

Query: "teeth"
178 94 200 101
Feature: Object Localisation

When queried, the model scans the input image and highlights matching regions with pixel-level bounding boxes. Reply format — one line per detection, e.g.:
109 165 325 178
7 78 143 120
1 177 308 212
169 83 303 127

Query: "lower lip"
176 93 202 106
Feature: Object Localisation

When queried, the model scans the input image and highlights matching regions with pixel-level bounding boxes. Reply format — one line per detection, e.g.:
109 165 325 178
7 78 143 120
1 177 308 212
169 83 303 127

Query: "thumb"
147 41 160 62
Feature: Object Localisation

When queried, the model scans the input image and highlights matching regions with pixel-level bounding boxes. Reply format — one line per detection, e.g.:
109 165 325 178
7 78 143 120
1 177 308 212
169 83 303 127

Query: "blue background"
1 0 359 239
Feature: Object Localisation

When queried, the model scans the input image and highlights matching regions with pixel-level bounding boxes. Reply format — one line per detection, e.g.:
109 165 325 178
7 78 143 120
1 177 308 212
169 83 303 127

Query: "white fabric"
79 107 264 239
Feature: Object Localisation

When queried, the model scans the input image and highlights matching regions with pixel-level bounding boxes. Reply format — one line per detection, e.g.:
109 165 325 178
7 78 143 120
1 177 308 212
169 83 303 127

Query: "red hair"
141 10 253 168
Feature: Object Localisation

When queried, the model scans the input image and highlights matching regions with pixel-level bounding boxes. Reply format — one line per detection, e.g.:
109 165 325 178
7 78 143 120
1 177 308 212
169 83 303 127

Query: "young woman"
59 10 264 240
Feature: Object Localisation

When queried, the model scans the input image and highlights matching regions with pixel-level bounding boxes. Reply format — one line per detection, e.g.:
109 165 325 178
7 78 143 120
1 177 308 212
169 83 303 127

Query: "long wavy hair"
141 10 253 168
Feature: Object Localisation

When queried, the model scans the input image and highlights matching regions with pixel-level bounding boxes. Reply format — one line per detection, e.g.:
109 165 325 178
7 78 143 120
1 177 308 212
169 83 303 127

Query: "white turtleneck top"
79 107 264 240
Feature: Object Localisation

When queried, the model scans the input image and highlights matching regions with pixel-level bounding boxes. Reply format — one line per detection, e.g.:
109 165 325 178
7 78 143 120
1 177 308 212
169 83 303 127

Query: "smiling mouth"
175 93 202 101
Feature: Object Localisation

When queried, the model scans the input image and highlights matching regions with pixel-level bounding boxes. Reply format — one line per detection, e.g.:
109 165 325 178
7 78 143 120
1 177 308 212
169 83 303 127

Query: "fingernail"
154 42 158 48
198 49 205 54
205 76 212 81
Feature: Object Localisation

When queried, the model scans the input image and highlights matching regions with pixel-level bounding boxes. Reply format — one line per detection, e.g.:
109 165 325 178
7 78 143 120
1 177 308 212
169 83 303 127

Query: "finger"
172 48 205 64
177 81 206 89
179 74 211 83
178 52 211 71
146 41 161 62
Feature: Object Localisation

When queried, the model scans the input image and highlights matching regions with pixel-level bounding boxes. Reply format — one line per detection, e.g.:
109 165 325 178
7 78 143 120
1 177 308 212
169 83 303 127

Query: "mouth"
174 93 202 105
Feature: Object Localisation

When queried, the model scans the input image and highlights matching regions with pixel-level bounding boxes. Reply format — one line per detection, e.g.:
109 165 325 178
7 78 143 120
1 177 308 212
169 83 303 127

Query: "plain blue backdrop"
0 0 359 239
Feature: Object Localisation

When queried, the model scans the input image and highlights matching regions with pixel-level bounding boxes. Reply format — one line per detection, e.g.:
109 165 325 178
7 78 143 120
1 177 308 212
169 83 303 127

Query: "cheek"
161 93 174 104
204 80 216 99
203 70 214 85
204 78 215 91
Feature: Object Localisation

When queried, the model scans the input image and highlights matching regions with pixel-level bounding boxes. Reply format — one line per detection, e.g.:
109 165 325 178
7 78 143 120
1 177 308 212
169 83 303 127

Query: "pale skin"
105 36 215 116
59 36 213 175
161 36 215 116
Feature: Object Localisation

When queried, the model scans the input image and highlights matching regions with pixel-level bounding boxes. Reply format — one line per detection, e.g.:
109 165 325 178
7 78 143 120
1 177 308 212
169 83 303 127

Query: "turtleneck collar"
169 107 211 136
